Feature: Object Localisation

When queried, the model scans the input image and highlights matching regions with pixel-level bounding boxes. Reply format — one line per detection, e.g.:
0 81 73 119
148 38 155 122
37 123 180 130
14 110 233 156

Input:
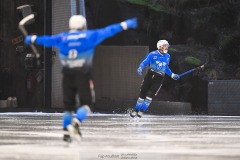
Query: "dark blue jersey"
34 23 124 74
139 50 173 76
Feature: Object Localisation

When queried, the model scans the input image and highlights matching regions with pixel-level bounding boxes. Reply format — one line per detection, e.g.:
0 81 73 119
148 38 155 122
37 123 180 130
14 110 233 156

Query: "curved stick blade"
19 14 35 26
18 14 40 58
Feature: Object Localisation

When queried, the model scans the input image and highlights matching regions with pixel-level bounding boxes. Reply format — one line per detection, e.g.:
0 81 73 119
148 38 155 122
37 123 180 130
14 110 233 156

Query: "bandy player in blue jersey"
130 40 180 118
25 15 138 142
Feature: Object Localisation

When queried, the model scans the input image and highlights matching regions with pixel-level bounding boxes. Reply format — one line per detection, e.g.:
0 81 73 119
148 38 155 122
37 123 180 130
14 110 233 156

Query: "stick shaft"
179 54 209 78
179 69 196 77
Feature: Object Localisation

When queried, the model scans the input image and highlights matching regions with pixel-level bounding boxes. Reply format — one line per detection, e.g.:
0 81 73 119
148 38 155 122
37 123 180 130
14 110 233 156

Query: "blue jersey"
34 23 124 74
139 50 173 76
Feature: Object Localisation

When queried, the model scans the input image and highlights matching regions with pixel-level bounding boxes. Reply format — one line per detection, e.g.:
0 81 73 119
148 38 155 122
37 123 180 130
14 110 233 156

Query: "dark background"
0 0 45 108
0 0 240 114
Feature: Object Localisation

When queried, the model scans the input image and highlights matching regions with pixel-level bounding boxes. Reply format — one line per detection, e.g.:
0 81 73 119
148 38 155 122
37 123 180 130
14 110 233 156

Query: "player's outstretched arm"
25 35 61 48
90 17 138 46
120 17 138 30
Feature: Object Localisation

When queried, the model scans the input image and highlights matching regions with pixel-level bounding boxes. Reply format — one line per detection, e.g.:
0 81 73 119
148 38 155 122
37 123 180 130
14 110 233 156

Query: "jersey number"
68 49 78 59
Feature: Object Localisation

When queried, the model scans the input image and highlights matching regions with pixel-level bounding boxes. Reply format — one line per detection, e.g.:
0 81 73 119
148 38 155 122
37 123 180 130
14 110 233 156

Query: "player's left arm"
166 65 174 77
165 55 180 80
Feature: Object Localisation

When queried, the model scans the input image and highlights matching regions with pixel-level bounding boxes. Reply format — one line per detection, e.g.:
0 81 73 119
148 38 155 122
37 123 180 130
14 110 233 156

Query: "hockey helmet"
69 15 87 30
157 40 169 49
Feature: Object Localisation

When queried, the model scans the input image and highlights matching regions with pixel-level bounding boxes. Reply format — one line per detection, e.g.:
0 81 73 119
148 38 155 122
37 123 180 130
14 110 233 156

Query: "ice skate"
67 118 82 142
63 129 72 143
137 110 144 118
130 110 138 118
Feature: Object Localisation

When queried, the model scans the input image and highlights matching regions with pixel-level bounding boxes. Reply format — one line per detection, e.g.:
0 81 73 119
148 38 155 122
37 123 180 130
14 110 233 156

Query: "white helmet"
69 15 87 30
157 40 169 49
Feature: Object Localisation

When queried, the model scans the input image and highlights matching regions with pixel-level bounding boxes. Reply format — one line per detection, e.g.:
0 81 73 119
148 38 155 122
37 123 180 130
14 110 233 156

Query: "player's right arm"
139 52 153 70
137 52 153 76
89 17 137 46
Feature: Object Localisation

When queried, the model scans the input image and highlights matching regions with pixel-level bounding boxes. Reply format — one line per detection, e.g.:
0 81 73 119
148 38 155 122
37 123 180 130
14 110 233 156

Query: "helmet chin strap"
163 50 168 53
159 49 168 54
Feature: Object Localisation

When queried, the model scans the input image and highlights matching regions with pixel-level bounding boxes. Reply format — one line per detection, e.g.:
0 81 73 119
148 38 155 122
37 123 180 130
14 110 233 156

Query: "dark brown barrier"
208 80 240 115
93 45 149 100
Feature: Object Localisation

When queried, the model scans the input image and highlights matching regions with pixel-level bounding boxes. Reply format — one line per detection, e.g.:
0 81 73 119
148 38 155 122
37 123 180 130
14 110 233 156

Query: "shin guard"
135 98 144 111
63 112 73 129
141 97 152 111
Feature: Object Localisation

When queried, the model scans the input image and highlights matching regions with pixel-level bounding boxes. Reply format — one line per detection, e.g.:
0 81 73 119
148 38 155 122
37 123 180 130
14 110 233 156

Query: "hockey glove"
171 73 180 80
137 67 142 76
120 18 138 30
196 66 204 71
24 35 37 45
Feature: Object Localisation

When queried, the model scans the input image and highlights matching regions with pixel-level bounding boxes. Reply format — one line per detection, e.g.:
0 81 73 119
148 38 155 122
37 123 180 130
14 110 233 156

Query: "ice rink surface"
0 113 240 160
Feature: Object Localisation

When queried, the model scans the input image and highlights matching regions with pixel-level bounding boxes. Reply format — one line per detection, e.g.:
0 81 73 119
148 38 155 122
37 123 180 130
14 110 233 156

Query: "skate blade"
130 114 136 118
130 112 137 118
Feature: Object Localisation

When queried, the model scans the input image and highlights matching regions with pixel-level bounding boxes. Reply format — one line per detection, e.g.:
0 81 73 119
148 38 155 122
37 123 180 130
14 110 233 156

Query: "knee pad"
76 105 91 122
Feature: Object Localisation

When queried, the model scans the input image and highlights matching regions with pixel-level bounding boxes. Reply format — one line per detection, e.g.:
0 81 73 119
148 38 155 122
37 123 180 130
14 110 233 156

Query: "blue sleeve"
35 34 62 48
165 54 173 76
89 23 123 46
139 53 152 70
165 65 173 76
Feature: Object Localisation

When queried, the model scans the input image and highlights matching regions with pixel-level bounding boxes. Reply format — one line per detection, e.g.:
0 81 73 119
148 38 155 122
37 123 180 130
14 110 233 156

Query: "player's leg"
67 105 91 142
77 73 93 112
137 97 152 118
130 73 152 117
70 105 91 140
76 73 92 122
63 112 73 142
62 74 77 142
65 73 92 141
138 75 164 117
130 97 144 117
